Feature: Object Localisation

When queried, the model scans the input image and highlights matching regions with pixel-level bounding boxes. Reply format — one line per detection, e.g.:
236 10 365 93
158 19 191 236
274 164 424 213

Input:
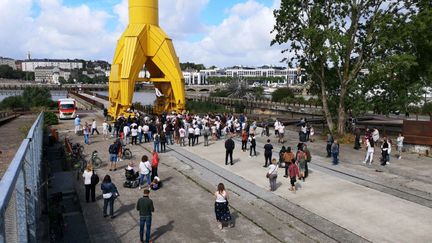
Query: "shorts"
110 154 118 163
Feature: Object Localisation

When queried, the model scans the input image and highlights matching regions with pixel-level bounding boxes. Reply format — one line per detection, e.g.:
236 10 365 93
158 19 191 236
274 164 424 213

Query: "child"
288 159 300 193
150 176 161 190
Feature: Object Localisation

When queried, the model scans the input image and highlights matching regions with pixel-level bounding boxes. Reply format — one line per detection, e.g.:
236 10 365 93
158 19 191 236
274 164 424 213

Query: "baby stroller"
123 168 139 188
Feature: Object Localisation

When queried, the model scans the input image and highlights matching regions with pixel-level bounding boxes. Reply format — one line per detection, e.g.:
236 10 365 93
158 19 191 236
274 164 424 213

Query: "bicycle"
90 150 103 168
121 145 133 160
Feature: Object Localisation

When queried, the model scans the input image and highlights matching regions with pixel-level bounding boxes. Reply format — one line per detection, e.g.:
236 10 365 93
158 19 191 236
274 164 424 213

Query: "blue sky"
1 0 286 67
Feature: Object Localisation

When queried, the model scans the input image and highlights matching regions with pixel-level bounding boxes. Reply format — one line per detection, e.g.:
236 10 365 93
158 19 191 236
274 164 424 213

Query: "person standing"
249 134 256 157
283 147 295 178
288 159 300 193
139 155 152 189
241 129 248 152
74 115 81 134
263 139 273 167
136 189 154 243
354 128 361 150
131 125 138 145
83 122 90 145
225 136 235 165
101 175 118 219
396 133 404 159
91 119 100 135
296 149 306 181
278 124 285 144
214 183 233 230
303 144 311 179
267 159 279 191
151 151 159 182
372 128 380 145
153 133 160 153
179 126 186 146
363 138 375 165
160 132 167 153
380 137 389 166
143 123 150 143
331 139 340 165
326 134 334 157
123 125 130 145
194 125 201 145
82 164 96 203
108 140 119 171
203 125 210 146
102 120 109 140
188 126 195 146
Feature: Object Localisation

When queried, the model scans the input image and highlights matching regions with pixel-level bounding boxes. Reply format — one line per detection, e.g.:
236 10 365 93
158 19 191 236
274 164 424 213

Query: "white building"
0 57 17 70
34 67 71 84
22 59 84 72
200 66 305 84
183 70 207 85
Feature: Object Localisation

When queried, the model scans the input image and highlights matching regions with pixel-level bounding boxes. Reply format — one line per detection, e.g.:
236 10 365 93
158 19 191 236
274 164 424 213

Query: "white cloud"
0 0 288 67
174 0 288 67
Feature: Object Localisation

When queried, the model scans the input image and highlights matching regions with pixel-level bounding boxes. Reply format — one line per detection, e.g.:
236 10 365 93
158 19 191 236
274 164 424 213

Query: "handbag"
113 192 119 199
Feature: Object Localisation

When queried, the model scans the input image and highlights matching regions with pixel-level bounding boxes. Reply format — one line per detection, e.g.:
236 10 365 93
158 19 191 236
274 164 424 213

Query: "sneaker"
362 161 366 164
139 186 141 190
249 156 252 158
386 162 390 165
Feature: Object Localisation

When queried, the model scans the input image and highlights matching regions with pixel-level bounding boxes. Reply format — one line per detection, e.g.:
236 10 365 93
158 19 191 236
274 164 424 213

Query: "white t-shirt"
131 128 138 136
92 121 97 129
215 191 227 203
143 125 149 133
82 170 93 185
397 136 404 147
138 125 142 133
268 164 278 175
102 122 108 131
194 127 201 135
139 161 152 175
188 127 194 135
179 128 186 138
278 125 285 134
123 126 130 136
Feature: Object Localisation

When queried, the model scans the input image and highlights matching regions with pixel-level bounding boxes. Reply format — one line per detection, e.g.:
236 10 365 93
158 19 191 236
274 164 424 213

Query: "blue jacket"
74 117 81 126
101 182 118 194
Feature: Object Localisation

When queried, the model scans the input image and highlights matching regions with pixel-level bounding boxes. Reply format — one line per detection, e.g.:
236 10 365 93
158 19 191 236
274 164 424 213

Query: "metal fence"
0 112 44 243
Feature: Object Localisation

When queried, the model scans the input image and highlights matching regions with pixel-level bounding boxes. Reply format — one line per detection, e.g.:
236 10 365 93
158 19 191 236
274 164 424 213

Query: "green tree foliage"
180 62 206 71
272 1 422 134
0 96 26 110
271 87 295 102
0 65 35 80
186 100 228 114
44 112 59 126
423 102 432 121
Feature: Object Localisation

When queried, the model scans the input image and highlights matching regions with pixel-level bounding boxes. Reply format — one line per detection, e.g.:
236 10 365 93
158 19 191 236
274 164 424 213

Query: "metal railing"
0 112 44 243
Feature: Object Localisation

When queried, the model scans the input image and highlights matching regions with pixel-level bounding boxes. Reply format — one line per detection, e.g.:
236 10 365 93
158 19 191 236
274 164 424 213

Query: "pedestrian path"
177 138 432 243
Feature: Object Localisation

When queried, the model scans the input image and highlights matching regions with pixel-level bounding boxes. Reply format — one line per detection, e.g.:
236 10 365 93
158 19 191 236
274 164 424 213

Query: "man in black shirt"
136 189 154 243
225 136 235 165
264 139 273 167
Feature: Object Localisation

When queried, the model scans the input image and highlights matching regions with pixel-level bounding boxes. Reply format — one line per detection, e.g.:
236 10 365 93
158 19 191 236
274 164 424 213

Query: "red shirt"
152 153 159 167
288 163 299 178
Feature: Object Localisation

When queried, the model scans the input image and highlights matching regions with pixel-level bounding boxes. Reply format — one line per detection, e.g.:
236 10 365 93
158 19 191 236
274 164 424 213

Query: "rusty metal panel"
403 120 432 145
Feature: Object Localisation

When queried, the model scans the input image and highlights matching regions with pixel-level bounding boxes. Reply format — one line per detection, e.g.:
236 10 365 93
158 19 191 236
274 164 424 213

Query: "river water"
0 90 156 105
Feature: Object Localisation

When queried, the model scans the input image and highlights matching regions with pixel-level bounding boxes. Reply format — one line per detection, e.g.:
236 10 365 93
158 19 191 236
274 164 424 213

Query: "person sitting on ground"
150 176 162 190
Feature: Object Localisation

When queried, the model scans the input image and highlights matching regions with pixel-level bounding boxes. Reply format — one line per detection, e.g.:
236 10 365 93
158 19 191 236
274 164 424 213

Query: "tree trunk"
320 78 334 132
337 83 347 135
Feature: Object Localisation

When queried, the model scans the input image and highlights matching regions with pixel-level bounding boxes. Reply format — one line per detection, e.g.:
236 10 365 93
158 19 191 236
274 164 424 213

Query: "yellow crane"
108 0 185 118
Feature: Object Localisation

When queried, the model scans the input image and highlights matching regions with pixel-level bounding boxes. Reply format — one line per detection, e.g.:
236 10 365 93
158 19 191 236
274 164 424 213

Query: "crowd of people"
74 110 407 241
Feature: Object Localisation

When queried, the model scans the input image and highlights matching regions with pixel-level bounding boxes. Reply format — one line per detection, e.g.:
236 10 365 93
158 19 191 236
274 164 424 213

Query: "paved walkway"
54 111 432 243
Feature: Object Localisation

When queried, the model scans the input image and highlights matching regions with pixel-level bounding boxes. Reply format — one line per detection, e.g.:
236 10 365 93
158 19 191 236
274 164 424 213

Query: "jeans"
140 216 152 242
160 142 166 152
269 174 277 191
84 134 89 144
204 136 209 146
131 136 137 145
180 137 185 146
144 133 149 142
139 173 151 186
153 141 160 152
138 133 143 143
332 152 339 165
167 133 173 145
103 197 114 216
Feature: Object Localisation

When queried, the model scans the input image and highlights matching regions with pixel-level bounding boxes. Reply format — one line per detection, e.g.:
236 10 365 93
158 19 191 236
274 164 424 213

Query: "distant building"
34 66 71 84
22 59 84 72
200 66 305 85
0 57 17 70
183 69 207 85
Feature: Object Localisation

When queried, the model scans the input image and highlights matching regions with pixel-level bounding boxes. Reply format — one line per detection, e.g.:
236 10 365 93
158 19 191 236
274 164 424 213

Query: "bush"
0 96 26 110
44 112 59 126
272 88 295 102
186 100 228 114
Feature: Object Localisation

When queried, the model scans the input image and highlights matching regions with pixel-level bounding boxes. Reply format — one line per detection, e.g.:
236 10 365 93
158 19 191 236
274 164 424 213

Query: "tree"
272 88 295 102
272 1 416 135
423 102 432 121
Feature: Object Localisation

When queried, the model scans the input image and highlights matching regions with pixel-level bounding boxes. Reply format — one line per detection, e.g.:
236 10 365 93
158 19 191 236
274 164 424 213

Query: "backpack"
109 144 117 154
91 170 99 185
